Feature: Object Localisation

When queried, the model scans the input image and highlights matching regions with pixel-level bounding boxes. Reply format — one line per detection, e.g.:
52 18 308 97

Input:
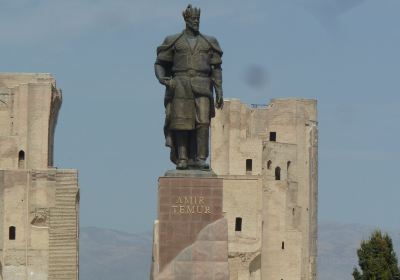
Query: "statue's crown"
182 4 201 20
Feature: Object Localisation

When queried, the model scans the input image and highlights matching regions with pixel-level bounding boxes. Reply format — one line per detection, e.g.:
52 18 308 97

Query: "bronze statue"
155 5 223 170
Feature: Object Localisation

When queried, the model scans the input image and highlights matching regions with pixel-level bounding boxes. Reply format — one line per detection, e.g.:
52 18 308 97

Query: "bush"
353 230 400 280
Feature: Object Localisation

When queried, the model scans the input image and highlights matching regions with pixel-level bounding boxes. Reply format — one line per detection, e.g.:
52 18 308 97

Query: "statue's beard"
187 23 199 32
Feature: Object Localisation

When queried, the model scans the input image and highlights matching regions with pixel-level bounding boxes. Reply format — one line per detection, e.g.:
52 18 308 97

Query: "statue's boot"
176 131 189 170
195 125 210 170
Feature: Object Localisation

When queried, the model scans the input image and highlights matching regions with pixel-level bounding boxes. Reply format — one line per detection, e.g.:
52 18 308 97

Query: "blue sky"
1 0 399 233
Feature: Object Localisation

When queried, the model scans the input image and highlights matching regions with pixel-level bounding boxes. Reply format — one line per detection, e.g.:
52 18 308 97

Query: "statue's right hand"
165 79 176 89
163 78 176 90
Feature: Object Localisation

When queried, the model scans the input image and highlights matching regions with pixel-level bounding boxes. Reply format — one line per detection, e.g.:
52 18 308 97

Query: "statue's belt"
173 70 210 78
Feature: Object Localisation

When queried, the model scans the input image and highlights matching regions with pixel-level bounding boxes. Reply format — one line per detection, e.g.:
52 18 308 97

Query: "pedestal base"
152 174 228 280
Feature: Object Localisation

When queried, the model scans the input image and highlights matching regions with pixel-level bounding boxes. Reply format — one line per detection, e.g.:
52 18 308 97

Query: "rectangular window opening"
246 159 252 172
9 226 16 240
269 132 276 142
235 217 242 232
281 241 285 250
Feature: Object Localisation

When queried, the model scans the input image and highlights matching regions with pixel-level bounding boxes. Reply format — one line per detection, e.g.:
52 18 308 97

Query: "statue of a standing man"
155 5 223 170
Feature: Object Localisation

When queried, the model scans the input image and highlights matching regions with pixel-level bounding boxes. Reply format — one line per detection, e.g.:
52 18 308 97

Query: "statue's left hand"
215 95 224 109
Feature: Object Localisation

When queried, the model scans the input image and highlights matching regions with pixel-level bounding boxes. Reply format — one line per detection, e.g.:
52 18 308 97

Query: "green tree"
353 230 400 280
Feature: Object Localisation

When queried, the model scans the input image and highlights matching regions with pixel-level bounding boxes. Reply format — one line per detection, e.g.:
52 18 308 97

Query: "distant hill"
80 227 152 280
80 222 400 280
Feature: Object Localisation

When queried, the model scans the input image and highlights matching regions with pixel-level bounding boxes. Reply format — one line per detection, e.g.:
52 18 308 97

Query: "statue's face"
186 15 200 32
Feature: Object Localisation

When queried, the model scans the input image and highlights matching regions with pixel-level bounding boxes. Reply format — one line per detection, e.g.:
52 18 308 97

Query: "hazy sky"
1 0 399 233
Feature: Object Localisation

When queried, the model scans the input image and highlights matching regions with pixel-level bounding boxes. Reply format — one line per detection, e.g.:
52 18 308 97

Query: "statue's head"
182 4 200 32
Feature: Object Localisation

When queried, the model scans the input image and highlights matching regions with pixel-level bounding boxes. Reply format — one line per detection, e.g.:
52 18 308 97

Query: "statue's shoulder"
163 33 183 44
200 34 223 55
157 32 183 54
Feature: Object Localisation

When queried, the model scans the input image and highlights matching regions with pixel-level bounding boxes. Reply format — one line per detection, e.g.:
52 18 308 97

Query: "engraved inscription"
171 196 211 215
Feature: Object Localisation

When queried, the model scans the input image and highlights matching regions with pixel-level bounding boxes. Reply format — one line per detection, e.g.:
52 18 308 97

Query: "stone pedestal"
152 172 229 280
